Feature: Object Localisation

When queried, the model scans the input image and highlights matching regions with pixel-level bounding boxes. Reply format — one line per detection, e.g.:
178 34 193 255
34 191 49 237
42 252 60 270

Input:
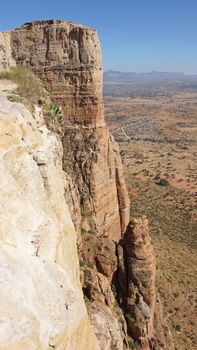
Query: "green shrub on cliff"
50 102 62 121
127 338 139 349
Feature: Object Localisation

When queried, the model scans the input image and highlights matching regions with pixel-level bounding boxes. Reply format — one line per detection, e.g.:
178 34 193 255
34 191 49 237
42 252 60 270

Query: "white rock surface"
0 32 16 69
0 81 100 350
89 302 125 350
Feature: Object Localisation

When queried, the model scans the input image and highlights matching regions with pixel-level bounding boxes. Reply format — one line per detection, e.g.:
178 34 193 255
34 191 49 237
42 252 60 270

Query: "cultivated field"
104 83 197 350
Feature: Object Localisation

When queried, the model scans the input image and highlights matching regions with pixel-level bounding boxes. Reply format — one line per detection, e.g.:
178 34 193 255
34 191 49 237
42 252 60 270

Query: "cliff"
9 20 130 243
0 20 170 350
0 79 100 349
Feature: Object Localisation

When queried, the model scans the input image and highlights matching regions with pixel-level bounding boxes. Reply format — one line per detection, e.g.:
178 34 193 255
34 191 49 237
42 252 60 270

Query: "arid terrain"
104 82 197 350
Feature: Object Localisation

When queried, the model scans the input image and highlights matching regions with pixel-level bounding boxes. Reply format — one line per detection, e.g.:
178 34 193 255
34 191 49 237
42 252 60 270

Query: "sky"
0 0 197 74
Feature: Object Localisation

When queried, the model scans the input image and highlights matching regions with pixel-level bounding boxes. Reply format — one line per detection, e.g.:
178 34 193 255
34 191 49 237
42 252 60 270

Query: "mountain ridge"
104 70 197 83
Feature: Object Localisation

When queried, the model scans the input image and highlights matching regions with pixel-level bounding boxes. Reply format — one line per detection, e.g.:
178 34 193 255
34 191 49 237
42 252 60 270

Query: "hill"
104 70 197 83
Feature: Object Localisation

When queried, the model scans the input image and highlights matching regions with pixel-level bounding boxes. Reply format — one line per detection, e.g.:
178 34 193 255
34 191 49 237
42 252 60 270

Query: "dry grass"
0 65 45 104
0 66 62 123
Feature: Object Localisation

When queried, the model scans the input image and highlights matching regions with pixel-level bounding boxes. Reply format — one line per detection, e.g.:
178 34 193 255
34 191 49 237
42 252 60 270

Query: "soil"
105 86 197 350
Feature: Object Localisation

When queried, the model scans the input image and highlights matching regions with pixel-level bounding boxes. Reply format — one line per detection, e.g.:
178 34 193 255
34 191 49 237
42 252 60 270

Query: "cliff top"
12 19 96 33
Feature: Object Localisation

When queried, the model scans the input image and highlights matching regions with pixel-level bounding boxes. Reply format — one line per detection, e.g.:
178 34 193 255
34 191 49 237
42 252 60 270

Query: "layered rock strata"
11 20 104 128
0 20 130 349
9 20 130 242
0 20 168 350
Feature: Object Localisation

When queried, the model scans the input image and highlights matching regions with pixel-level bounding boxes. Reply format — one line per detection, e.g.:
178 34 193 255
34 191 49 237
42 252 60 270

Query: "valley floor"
105 89 197 350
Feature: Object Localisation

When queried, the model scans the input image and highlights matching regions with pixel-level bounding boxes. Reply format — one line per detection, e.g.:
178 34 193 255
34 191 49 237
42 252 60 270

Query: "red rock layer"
118 218 167 349
2 20 171 349
62 127 130 241
10 20 130 241
11 20 104 127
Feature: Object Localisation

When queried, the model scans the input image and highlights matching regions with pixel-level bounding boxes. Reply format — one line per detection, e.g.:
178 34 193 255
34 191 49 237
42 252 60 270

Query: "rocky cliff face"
117 218 164 349
9 20 130 243
0 32 16 69
11 20 104 127
0 20 169 350
0 80 100 350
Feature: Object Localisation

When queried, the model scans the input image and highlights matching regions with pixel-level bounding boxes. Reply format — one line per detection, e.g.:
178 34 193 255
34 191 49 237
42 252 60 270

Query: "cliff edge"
0 79 100 349
0 20 171 350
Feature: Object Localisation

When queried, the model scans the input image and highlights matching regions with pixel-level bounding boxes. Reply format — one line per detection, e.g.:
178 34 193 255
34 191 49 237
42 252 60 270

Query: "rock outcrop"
118 218 156 347
11 20 104 128
117 218 168 350
9 20 130 243
0 32 16 69
0 20 130 349
0 81 100 350
0 20 169 350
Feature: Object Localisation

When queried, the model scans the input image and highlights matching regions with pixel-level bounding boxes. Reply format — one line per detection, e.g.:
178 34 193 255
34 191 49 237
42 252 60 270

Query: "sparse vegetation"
155 178 169 186
79 258 94 270
83 295 90 304
127 337 139 349
111 284 118 300
105 86 197 350
175 324 182 332
0 65 45 103
0 66 63 123
50 102 62 121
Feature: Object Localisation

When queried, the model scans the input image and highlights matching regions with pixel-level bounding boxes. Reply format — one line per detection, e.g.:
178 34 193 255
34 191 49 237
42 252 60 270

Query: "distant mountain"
104 70 197 83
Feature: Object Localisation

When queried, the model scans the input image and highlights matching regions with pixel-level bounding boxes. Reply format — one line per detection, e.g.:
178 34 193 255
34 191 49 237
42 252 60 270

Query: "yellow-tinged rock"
0 84 100 349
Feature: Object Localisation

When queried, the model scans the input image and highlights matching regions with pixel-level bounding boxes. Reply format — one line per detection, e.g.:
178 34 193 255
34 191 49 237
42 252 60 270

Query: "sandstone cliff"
9 20 130 243
0 20 169 350
0 80 100 349
117 218 165 349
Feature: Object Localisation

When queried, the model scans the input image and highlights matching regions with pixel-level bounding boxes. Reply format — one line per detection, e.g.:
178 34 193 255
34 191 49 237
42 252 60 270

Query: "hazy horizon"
1 0 197 74
104 69 197 75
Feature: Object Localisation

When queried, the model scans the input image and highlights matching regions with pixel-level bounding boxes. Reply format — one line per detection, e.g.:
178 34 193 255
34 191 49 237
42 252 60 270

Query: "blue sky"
0 0 197 73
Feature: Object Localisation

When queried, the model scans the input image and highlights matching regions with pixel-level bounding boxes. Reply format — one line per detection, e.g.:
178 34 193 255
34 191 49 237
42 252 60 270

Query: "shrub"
127 338 139 349
50 102 62 121
155 178 169 186
79 259 85 267
175 324 181 332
